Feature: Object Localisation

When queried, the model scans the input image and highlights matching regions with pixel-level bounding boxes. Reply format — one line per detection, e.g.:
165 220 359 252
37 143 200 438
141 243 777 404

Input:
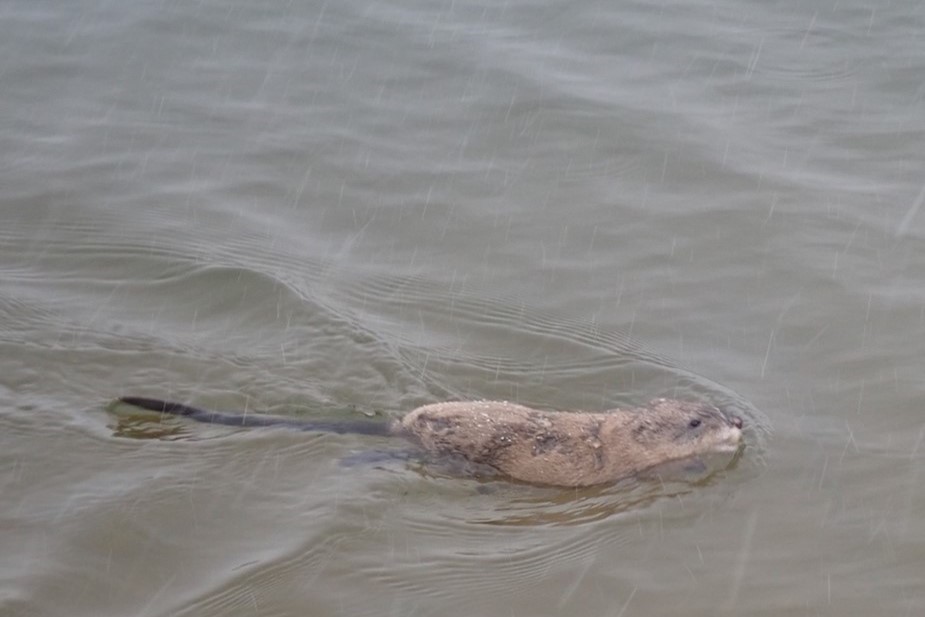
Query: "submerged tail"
118 396 393 436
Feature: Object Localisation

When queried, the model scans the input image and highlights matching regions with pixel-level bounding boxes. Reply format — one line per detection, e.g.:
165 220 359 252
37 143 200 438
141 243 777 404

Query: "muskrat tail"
117 396 394 436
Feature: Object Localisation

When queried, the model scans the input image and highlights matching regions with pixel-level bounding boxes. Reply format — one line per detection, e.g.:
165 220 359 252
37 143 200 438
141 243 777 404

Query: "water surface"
2 1 924 615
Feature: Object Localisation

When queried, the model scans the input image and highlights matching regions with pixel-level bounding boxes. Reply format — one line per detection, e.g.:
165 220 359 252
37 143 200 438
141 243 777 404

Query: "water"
2 0 923 615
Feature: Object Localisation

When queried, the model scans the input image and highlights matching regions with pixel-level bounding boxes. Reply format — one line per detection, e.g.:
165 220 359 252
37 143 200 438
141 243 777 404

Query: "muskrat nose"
730 416 743 429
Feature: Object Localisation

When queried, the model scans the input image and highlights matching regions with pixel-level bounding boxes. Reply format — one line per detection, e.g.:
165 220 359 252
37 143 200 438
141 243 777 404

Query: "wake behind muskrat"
117 396 744 487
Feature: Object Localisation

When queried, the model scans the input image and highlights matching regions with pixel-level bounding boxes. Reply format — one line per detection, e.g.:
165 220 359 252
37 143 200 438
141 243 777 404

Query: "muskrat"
117 396 744 487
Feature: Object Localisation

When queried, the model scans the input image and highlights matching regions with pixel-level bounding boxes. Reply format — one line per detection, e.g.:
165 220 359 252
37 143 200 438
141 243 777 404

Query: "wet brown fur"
397 398 743 487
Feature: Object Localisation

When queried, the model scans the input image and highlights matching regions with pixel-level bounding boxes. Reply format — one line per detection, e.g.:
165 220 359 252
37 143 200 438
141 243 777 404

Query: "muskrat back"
399 399 743 486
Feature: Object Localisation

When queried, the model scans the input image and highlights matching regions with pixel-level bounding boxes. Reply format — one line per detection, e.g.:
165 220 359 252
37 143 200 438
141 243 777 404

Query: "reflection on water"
108 413 191 441
466 458 744 527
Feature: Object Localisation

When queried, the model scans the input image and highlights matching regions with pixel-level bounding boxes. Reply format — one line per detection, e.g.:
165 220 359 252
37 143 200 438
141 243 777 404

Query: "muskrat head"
630 398 744 464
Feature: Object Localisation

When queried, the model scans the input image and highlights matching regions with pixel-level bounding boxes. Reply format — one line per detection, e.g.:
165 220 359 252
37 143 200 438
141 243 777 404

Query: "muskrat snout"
730 416 743 429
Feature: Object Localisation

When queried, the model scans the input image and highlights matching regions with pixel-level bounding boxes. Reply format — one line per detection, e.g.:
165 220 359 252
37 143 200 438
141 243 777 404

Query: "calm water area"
2 1 924 615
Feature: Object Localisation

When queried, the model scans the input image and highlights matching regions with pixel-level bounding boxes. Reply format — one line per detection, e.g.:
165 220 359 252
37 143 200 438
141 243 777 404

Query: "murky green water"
2 1 923 615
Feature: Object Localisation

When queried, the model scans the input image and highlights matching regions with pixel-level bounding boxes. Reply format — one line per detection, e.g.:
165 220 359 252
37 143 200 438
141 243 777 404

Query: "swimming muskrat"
118 396 744 487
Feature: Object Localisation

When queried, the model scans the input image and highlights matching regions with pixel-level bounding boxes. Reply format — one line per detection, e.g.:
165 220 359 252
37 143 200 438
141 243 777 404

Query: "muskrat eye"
688 418 701 428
